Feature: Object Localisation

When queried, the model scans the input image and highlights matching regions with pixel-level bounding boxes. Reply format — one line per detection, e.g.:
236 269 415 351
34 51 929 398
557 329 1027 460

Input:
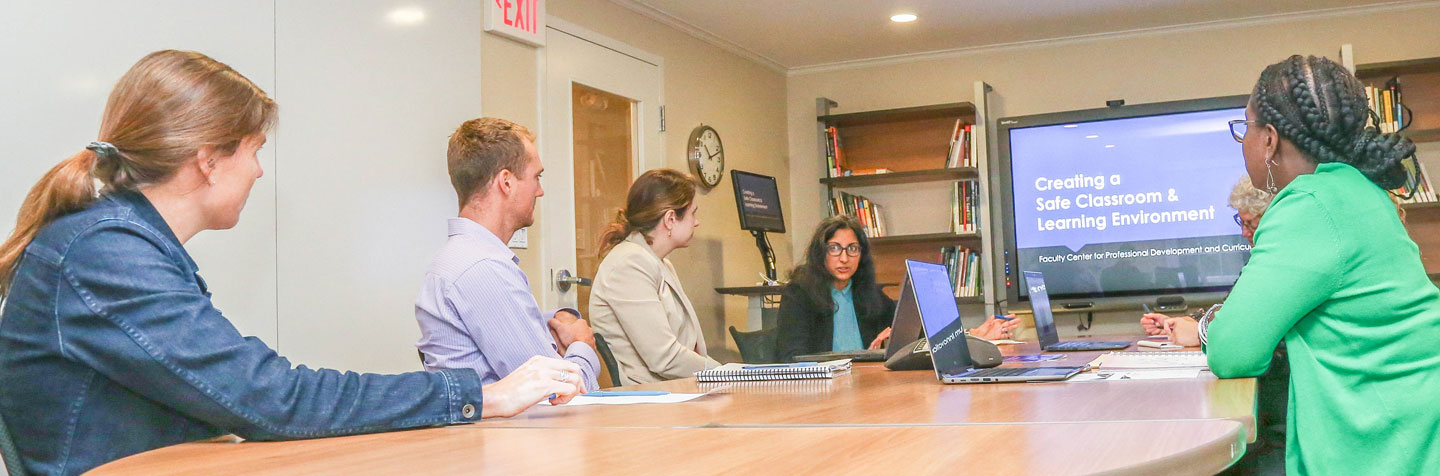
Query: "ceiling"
615 0 1423 72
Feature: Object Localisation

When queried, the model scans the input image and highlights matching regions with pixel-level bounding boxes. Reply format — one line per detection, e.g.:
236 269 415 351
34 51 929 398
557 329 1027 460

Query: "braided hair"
1250 55 1416 190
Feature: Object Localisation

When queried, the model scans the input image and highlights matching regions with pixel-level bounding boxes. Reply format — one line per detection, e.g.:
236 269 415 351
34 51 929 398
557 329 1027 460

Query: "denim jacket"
0 190 484 475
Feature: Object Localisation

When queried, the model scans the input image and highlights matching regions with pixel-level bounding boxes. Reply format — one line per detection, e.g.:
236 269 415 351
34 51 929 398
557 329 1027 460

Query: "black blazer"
774 281 896 362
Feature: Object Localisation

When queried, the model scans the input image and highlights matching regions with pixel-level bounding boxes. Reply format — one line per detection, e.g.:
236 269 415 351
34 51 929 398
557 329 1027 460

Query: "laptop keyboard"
961 368 1033 377
1045 341 1129 351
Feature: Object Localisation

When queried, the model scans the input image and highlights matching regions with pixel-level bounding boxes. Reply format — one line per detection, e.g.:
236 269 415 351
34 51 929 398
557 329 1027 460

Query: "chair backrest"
592 333 623 387
728 326 778 363
0 408 28 476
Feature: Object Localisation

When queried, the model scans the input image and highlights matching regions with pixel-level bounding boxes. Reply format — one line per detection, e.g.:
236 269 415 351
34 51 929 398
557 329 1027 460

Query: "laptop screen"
1024 271 1060 348
906 260 972 375
885 273 925 360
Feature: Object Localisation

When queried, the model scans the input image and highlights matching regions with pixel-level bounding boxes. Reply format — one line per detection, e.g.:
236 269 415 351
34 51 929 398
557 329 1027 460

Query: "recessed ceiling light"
891 13 917 23
387 6 425 26
1085 135 1100 139
1105 145 1116 148
1063 125 1079 128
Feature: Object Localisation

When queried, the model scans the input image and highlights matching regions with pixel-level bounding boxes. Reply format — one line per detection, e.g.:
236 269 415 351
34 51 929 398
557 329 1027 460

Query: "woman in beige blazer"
590 169 720 384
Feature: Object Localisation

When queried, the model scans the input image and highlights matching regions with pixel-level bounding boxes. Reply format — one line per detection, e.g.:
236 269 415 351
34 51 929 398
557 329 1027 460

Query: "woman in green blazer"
1163 55 1439 475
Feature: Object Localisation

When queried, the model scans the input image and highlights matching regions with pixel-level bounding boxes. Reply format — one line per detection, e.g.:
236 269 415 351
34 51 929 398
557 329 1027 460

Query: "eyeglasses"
826 243 861 257
1233 212 1258 230
1228 119 1260 143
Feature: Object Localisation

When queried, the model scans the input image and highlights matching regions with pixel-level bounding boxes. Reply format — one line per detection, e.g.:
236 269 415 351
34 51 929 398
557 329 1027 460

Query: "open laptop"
1024 271 1131 351
910 260 1082 383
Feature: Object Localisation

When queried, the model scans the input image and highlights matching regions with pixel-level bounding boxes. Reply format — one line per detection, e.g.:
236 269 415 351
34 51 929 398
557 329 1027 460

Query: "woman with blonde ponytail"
589 169 720 384
0 51 580 476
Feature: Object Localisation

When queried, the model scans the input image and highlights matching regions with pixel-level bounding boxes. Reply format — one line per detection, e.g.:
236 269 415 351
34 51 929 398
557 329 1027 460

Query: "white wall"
0 1 485 374
273 1 484 374
1 0 279 344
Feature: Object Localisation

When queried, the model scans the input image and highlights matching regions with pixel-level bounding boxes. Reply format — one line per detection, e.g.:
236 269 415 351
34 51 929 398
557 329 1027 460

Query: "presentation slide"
1009 108 1252 298
735 172 784 231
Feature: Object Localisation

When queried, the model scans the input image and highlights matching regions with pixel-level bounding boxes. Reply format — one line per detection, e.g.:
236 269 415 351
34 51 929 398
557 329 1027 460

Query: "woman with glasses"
1161 55 1440 474
589 169 720 384
775 215 1016 362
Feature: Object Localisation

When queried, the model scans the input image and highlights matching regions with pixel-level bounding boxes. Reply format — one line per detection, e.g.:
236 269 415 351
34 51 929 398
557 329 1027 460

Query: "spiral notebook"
695 359 852 382
1088 351 1208 370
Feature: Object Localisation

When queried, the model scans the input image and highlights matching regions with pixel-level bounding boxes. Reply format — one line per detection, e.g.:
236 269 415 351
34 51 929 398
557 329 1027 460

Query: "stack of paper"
1087 351 1208 370
694 359 852 382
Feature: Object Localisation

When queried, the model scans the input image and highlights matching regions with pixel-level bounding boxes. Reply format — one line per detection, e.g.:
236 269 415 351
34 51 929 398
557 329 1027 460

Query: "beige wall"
786 5 1440 333
484 0 791 360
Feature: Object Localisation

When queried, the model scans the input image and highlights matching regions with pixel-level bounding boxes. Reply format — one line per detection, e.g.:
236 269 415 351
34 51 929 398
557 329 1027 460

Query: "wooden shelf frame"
816 87 996 314
869 232 982 246
819 102 976 128
1355 57 1440 79
820 167 979 188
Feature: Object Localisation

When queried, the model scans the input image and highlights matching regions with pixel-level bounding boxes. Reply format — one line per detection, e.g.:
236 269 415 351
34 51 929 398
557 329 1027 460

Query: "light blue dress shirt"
830 282 864 352
414 218 600 391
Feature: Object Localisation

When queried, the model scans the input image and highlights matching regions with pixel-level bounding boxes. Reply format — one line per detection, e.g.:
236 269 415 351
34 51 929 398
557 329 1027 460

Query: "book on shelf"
943 121 976 169
831 191 887 237
824 126 851 178
850 168 892 175
695 359 852 382
940 246 983 298
1365 80 1408 134
1394 160 1438 204
951 181 980 233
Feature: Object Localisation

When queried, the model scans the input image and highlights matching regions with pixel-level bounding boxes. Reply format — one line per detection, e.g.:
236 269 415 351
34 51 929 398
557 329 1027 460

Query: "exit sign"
485 0 545 46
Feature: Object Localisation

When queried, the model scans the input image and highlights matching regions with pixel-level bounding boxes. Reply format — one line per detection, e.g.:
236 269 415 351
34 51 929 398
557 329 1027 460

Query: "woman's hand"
868 327 892 350
480 356 586 418
970 315 1020 341
1140 313 1173 336
1159 316 1201 347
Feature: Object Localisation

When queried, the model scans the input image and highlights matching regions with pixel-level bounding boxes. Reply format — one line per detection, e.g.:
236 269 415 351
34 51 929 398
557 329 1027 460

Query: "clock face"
689 125 724 188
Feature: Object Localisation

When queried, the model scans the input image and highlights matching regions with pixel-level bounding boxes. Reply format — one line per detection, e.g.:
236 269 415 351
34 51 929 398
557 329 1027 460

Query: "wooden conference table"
94 338 1256 475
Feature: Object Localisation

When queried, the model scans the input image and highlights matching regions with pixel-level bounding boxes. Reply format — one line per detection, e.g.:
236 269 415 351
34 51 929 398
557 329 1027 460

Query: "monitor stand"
751 230 778 284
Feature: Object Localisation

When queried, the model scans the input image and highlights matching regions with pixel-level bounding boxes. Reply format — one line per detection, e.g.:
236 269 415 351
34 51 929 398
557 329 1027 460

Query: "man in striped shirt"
414 117 600 391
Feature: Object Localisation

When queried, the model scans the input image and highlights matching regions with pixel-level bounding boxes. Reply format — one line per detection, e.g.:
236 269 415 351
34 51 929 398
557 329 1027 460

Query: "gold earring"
668 230 673 237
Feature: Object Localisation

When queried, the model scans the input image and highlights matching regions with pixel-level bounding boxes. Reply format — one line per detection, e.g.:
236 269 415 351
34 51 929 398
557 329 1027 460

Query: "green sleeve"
1205 192 1343 378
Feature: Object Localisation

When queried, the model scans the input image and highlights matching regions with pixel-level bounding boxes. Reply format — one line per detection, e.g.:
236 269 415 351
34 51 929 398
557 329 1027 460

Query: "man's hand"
480 356 585 418
549 312 596 352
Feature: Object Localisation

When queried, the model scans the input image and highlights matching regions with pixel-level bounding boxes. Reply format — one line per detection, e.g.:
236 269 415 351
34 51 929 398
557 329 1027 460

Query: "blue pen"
585 391 670 397
994 315 1014 321
743 362 818 369
1142 303 1153 313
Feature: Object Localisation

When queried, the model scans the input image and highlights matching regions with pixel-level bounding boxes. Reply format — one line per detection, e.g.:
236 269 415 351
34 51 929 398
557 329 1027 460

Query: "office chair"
592 333 623 387
728 326 778 363
1 409 27 476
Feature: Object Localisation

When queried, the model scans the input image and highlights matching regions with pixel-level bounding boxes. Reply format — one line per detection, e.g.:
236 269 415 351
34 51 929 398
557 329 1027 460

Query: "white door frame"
537 16 665 310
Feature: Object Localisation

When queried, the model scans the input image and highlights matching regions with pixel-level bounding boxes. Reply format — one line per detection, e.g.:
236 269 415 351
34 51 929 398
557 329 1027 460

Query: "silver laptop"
1024 271 1131 352
907 260 1082 383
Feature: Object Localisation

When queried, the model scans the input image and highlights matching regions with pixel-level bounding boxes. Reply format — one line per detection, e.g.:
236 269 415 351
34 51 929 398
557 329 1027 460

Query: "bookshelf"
1356 56 1440 274
815 82 996 313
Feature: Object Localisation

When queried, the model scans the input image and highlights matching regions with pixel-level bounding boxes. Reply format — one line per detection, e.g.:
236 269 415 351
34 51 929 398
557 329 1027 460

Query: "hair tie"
86 141 121 160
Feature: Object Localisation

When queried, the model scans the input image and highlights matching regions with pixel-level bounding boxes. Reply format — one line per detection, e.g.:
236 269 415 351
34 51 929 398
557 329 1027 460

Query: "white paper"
1066 369 1202 382
986 339 1026 345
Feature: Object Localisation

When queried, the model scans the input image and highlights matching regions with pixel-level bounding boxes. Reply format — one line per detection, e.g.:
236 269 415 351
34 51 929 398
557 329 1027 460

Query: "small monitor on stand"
731 170 786 284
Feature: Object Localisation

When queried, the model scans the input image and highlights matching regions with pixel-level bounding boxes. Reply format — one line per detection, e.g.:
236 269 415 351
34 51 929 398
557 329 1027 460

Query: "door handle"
555 269 593 293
